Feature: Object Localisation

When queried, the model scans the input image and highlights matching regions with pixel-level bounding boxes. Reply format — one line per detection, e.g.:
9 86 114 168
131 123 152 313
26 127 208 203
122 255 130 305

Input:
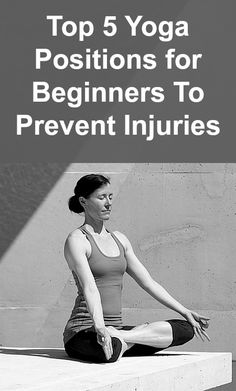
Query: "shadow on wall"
0 3 190 258
0 164 68 261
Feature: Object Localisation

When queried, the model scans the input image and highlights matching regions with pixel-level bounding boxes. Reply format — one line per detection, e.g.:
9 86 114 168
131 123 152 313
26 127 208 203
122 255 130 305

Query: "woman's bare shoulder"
67 228 84 240
64 229 91 268
65 228 89 251
112 230 130 250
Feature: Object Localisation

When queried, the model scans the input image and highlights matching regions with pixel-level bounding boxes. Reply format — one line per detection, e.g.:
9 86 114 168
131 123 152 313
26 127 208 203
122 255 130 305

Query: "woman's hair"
68 174 110 214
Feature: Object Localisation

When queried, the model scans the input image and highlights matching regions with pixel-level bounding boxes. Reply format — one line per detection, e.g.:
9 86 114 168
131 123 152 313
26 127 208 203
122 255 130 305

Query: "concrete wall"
0 163 235 362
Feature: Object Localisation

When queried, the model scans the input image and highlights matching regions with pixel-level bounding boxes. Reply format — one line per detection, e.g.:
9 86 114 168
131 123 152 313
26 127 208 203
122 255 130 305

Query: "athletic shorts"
64 319 194 364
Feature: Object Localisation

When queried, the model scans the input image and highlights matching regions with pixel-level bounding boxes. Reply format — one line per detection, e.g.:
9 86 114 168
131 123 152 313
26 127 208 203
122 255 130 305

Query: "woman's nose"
105 197 112 206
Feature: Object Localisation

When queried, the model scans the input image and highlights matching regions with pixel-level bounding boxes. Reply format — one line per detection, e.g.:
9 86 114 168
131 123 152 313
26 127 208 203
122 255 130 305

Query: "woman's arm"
115 231 210 341
64 231 113 359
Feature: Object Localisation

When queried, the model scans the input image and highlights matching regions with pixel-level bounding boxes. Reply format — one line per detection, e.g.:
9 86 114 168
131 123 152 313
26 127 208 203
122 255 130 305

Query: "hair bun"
68 195 84 214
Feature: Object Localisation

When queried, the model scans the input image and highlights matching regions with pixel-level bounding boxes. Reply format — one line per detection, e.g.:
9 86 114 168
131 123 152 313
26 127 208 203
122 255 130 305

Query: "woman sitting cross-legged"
63 174 210 363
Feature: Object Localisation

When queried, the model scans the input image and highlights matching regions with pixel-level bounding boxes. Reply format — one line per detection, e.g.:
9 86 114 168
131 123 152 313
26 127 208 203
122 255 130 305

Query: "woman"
63 174 210 363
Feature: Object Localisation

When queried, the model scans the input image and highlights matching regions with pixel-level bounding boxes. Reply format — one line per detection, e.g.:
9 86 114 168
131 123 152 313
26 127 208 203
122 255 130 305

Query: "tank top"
63 227 127 345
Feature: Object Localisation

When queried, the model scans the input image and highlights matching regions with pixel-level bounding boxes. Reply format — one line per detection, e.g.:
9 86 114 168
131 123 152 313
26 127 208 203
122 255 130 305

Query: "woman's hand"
183 310 210 341
96 326 113 360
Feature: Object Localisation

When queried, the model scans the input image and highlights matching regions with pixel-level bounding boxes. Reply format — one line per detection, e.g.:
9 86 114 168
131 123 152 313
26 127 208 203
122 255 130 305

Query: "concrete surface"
0 348 232 391
0 163 235 362
216 361 235 391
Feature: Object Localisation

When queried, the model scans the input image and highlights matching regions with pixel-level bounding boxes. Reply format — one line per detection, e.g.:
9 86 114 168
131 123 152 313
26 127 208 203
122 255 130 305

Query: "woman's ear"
79 196 86 208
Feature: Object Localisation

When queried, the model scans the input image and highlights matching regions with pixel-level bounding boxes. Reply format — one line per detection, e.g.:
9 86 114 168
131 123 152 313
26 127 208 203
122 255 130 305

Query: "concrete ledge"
0 348 232 391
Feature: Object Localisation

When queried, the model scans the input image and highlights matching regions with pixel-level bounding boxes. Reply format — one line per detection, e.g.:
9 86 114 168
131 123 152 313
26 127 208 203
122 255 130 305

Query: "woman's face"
83 183 113 221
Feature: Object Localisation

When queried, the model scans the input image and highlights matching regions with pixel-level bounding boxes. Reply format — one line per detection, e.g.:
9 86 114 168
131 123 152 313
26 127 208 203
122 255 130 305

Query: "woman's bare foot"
107 323 149 339
108 321 173 348
106 326 123 338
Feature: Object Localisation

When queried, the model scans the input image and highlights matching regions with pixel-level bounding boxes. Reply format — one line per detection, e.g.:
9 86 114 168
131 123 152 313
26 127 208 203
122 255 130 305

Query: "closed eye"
98 193 113 200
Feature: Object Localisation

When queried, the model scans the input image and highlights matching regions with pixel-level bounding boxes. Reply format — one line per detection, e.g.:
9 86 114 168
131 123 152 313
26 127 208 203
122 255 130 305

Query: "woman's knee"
64 336 122 364
182 320 194 342
84 336 123 363
167 319 194 347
